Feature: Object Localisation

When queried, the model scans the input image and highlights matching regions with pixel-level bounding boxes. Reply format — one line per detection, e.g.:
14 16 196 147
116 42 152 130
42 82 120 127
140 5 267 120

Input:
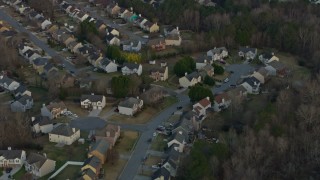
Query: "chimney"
130 7 133 12
178 131 182 135
106 131 110 137
72 128 75 133
86 50 88 54
42 104 46 107
271 52 274 56
206 96 210 101
91 93 94 95
204 59 207 63
31 117 35 122
136 96 139 99
43 153 47 158
176 26 179 31
185 72 188 76
113 60 115 63
139 14 141 17
8 147 11 150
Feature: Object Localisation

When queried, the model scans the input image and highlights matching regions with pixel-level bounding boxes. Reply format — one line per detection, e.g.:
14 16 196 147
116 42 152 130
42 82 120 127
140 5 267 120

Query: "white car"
224 78 229 83
152 165 160 169
153 132 157 137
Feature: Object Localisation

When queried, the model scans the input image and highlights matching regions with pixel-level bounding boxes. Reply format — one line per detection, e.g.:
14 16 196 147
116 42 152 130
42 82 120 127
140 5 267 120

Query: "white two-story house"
121 63 142 76
0 148 26 168
118 97 143 116
80 94 106 110
179 72 202 88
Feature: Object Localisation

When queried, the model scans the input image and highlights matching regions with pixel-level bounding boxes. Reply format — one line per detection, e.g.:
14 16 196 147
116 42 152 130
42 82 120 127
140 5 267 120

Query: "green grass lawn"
0 168 3 176
13 167 26 179
150 135 167 151
51 165 81 180
115 131 139 154
157 96 178 110
0 93 12 102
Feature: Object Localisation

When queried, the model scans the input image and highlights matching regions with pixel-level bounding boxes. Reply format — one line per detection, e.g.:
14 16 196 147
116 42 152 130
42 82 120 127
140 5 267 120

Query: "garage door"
98 106 102 110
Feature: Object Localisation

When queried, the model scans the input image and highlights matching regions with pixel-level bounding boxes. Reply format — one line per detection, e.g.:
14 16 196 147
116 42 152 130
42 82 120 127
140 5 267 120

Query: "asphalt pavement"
0 9 77 73
213 63 254 94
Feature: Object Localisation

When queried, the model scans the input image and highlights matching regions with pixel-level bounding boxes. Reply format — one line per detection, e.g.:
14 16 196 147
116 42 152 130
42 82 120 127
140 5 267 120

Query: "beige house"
31 116 53 134
88 139 110 164
41 101 67 119
259 52 279 64
167 130 187 153
144 21 159 33
251 67 269 84
96 124 120 147
49 124 80 145
118 97 143 116
81 156 101 179
149 66 168 81
81 94 106 110
0 149 26 168
207 47 228 61
179 72 202 88
165 35 182 46
213 93 231 112
24 153 56 177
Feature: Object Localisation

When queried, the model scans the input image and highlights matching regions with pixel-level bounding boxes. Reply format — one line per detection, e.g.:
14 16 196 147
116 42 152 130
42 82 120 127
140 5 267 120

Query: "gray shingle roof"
26 153 48 169
239 47 256 53
122 62 140 70
81 94 104 102
13 85 27 95
82 156 101 170
33 57 48 66
243 77 260 87
17 94 33 105
185 72 201 81
31 115 52 126
208 47 227 55
152 167 170 180
0 76 15 86
50 124 78 137
118 97 142 108
90 139 109 155
0 150 23 159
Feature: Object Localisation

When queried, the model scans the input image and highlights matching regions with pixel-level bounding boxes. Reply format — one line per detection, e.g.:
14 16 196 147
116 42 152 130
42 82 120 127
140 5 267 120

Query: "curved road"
0 9 78 73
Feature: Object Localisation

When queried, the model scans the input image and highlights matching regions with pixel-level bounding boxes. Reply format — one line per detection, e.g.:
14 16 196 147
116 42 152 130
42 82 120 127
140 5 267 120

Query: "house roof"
268 61 286 70
257 67 268 77
90 139 109 155
202 64 213 71
163 157 178 170
144 21 154 28
44 63 55 72
243 77 260 87
17 94 32 105
152 167 171 180
82 156 101 170
165 34 180 40
29 11 38 18
118 97 142 108
13 85 27 95
1 30 17 37
0 75 15 86
50 123 78 136
95 20 105 29
106 33 116 41
150 66 166 74
260 52 274 59
99 58 115 67
208 47 227 55
214 93 230 104
26 153 48 169
122 62 140 70
46 101 67 111
105 124 120 138
0 150 23 159
185 72 201 81
195 55 209 63
31 115 52 126
33 57 48 66
239 47 256 53
171 130 186 144
24 49 35 58
81 94 104 102
197 97 211 107
82 168 97 179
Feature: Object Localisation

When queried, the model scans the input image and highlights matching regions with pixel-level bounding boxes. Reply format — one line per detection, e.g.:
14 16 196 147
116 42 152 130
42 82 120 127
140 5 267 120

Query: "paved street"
213 63 254 94
65 0 148 44
119 93 189 180
0 9 78 73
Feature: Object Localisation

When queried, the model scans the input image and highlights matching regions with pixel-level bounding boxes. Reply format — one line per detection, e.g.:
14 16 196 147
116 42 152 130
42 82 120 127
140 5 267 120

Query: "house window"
15 160 19 163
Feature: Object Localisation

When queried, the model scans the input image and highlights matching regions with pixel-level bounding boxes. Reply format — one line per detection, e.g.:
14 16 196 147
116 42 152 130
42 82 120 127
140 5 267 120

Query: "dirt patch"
115 131 139 154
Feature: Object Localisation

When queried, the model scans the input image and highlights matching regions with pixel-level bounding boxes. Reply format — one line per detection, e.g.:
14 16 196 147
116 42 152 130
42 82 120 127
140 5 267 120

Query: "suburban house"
107 3 121 17
149 66 168 81
18 43 33 56
196 55 211 70
238 47 258 60
32 57 48 75
192 97 211 116
60 33 76 47
95 20 107 32
213 93 231 112
106 33 120 46
87 52 103 67
88 139 110 164
148 38 166 51
80 94 106 110
118 97 144 116
49 124 80 145
98 58 118 73
152 167 171 180
106 26 120 37
24 153 56 178
81 156 101 179
31 116 53 134
122 41 142 52
67 41 83 53
40 19 52 30
41 101 67 119
0 149 26 168
179 72 202 88
165 35 182 46
265 61 288 77
207 47 228 61
164 26 180 36
43 63 58 76
201 64 215 77
121 63 143 76
259 52 279 64
144 21 159 33
13 85 31 97
167 130 187 153
251 67 270 84
162 149 181 177
0 75 20 91
241 77 261 94
23 49 41 64
96 124 121 148
10 95 34 112
76 12 89 22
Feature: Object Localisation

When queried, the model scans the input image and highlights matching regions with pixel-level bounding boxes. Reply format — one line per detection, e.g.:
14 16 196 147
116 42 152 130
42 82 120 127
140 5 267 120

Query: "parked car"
6 167 12 173
229 84 236 87
224 78 229 83
153 132 157 137
114 108 119 112
152 165 160 169
176 106 182 110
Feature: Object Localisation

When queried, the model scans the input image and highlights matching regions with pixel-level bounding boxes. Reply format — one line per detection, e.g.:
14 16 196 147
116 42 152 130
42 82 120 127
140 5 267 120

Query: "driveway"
213 63 254 94
0 9 77 73
70 117 106 131
0 166 22 180
88 109 101 117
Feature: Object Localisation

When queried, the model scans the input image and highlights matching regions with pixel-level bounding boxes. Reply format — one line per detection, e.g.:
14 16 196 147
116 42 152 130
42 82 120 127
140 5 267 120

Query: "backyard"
150 135 167 151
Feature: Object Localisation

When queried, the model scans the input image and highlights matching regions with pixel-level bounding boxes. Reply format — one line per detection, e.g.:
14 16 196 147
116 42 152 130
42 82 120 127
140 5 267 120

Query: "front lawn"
12 167 26 179
150 135 167 151
144 156 162 166
157 96 178 110
103 159 127 180
0 93 12 102
109 107 158 124
115 131 139 154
